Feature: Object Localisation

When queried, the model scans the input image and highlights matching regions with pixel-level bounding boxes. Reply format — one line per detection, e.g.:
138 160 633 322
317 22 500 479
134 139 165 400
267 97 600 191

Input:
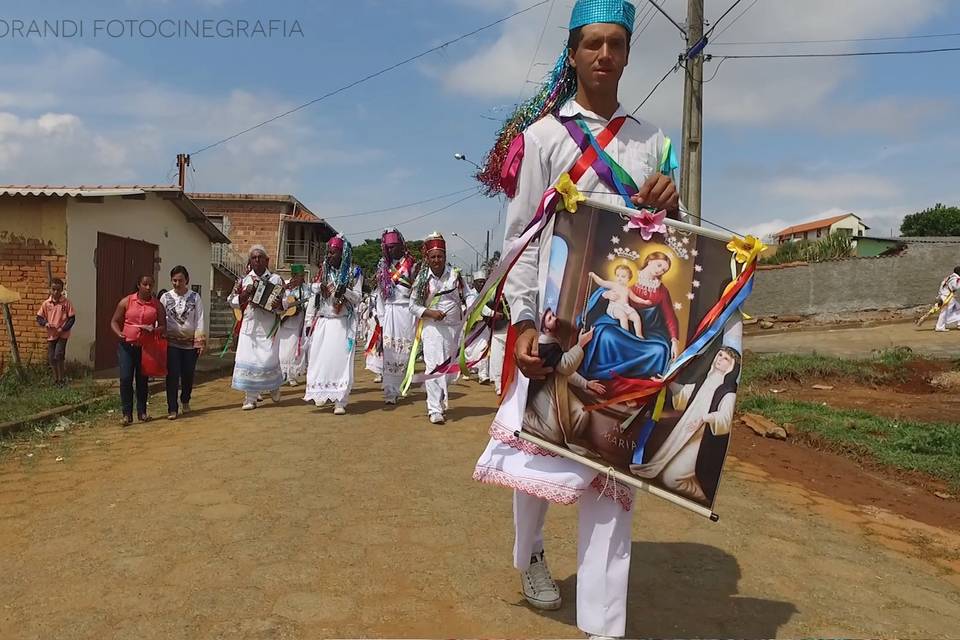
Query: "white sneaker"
270 389 282 403
589 635 620 640
288 379 298 387
241 402 256 411
521 551 561 611
373 375 383 383
429 413 445 425
385 398 397 405
180 403 191 414
936 327 950 332
333 405 346 415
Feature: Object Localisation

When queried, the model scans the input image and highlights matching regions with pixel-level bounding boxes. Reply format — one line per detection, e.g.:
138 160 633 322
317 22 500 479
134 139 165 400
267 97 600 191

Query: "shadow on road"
529 541 797 638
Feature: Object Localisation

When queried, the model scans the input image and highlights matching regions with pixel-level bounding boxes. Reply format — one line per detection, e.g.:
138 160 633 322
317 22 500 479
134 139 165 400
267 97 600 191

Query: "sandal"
138 413 151 423
121 415 133 427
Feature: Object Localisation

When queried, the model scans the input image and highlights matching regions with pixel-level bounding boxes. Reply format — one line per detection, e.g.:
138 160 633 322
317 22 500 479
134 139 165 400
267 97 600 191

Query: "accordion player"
249 278 283 313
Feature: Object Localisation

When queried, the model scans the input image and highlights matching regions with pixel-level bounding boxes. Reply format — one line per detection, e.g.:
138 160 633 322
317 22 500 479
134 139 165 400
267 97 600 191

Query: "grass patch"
0 364 108 425
739 394 960 489
741 347 915 387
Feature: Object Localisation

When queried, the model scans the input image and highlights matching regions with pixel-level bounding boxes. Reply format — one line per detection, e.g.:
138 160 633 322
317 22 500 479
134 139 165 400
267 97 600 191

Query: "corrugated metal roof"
0 185 229 244
0 184 177 197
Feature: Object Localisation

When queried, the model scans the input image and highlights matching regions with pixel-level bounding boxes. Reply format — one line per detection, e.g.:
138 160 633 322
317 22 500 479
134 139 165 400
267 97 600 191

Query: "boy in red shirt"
36 278 76 386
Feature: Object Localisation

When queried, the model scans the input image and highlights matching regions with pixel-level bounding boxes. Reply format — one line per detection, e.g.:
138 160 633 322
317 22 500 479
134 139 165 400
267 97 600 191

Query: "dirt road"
746 321 960 359
1 365 959 639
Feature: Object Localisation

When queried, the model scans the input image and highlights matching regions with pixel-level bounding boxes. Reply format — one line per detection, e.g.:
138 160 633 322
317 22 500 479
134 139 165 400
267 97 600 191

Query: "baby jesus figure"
588 265 651 337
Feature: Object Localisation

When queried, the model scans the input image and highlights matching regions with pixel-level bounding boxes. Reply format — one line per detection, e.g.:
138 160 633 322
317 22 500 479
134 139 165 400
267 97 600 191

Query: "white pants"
513 486 633 637
422 322 458 417
476 357 490 382
490 331 507 395
936 298 960 330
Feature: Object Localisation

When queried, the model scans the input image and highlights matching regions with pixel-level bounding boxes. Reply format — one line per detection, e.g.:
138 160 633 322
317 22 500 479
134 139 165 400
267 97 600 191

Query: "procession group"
229 231 508 424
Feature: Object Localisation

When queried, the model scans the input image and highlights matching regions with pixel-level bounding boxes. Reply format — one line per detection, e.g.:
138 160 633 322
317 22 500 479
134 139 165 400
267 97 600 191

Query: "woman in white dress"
303 236 363 414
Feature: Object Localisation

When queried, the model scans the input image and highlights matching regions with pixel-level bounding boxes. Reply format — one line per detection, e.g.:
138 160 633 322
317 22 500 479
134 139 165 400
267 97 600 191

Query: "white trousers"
513 486 633 637
476 357 490 382
490 331 507 395
421 322 458 416
936 298 960 330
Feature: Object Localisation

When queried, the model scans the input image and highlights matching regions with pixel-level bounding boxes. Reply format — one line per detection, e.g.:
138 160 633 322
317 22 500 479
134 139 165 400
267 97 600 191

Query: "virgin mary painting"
578 251 681 383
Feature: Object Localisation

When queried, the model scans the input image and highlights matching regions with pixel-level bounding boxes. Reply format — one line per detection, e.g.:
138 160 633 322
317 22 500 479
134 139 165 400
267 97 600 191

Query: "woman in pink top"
110 274 166 426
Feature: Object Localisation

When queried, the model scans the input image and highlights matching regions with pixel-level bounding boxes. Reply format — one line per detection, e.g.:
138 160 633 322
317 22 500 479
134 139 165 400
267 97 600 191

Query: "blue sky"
2 0 959 270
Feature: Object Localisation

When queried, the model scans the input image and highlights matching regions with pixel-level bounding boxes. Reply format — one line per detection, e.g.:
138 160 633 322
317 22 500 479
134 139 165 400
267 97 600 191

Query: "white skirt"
303 315 355 405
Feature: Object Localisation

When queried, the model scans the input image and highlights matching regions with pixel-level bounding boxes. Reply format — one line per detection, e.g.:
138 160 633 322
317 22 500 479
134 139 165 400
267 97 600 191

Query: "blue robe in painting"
578 288 672 381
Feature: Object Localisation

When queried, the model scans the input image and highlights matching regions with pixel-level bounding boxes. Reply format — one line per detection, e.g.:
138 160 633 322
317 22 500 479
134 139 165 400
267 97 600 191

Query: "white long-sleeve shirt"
160 289 206 350
409 265 467 326
502 99 671 326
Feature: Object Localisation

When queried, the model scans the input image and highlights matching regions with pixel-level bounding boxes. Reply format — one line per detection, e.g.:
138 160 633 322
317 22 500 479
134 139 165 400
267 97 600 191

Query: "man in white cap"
408 232 468 424
229 245 286 410
471 0 681 637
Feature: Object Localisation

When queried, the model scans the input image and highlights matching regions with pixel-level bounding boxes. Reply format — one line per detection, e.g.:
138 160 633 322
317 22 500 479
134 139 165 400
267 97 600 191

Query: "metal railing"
211 243 249 280
282 239 322 267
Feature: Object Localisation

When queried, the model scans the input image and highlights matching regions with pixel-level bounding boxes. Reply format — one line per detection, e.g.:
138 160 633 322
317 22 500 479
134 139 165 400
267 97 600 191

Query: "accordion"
250 279 282 313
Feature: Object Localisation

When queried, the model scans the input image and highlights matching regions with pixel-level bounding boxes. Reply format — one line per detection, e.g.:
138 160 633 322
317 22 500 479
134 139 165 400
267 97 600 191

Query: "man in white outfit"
229 245 286 410
409 232 467 425
471 1 681 637
935 266 960 332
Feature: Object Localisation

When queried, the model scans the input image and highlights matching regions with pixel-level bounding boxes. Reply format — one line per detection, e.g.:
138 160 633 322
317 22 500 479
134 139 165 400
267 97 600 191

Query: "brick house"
0 186 229 371
187 192 337 342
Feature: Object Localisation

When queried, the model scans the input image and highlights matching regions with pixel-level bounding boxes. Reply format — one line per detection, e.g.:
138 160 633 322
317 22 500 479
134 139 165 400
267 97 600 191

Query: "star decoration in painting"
607 253 616 262
611 236 621 245
694 264 703 273
686 292 696 301
691 249 699 257
681 236 690 245
673 302 683 311
692 280 701 288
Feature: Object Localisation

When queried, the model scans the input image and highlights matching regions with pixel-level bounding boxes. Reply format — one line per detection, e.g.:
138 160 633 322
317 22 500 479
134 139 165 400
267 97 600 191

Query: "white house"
0 186 229 370
774 214 868 244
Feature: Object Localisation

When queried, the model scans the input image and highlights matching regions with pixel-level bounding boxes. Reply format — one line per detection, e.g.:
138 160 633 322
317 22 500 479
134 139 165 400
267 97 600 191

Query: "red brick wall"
0 235 67 369
221 210 283 260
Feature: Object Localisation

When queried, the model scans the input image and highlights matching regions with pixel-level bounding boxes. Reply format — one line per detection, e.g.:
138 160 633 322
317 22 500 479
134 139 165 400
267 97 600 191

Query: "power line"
711 0 759 41
188 0 552 156
716 46 960 60
345 191 481 238
324 187 478 220
637 0 687 37
522 0 556 89
713 31 960 46
631 2 659 45
631 62 680 115
704 0 745 39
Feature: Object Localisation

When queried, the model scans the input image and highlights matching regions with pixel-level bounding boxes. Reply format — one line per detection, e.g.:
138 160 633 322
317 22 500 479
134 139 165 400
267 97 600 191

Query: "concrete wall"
0 196 68 368
65 194 214 367
746 240 960 317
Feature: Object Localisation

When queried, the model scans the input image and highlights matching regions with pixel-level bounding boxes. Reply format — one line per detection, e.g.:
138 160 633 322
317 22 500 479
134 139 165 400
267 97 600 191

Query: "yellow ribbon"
555 173 586 213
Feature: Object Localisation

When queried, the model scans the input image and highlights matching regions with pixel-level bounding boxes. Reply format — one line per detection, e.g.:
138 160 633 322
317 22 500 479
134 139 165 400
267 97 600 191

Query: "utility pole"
680 0 704 226
176 153 191 190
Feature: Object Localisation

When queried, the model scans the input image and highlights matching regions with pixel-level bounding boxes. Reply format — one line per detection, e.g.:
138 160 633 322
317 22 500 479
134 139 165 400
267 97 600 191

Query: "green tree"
900 203 960 237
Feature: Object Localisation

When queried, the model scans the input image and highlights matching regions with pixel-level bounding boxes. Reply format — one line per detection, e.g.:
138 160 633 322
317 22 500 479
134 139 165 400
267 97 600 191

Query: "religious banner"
513 197 757 520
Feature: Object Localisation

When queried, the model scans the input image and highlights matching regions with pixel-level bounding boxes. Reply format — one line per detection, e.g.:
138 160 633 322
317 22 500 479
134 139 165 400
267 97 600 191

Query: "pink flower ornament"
626 209 667 241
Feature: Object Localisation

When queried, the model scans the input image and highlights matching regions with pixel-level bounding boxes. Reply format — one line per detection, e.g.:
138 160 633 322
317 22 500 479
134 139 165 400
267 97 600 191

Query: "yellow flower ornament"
726 235 765 265
555 173 586 213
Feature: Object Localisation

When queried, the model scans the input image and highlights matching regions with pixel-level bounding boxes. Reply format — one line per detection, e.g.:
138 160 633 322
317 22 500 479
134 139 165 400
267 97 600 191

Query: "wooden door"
94 233 158 370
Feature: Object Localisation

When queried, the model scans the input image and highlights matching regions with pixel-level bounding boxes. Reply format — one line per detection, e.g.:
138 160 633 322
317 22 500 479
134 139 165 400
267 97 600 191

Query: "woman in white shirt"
160 265 206 420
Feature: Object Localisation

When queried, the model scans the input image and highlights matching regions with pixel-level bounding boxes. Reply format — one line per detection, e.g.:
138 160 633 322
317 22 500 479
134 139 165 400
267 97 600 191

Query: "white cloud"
765 174 900 203
439 0 949 131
